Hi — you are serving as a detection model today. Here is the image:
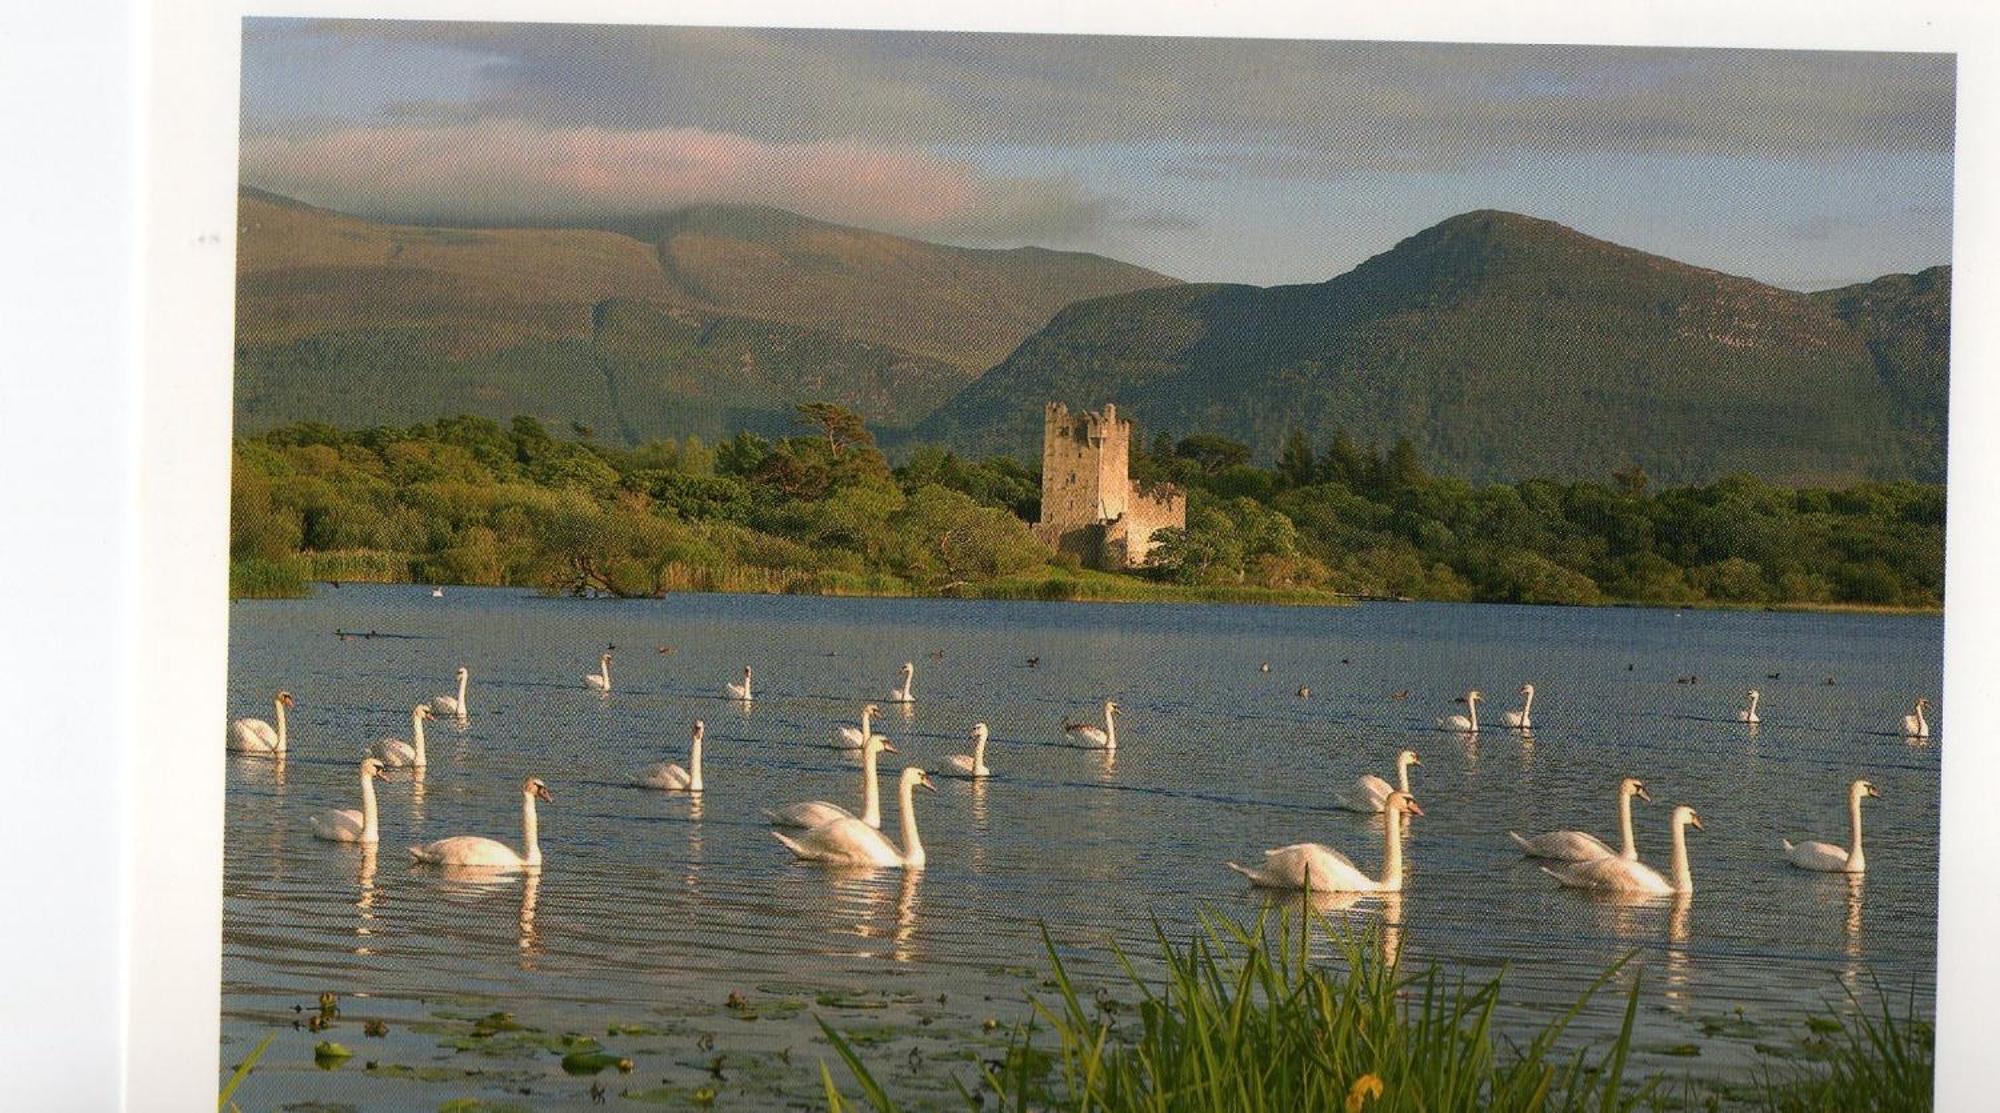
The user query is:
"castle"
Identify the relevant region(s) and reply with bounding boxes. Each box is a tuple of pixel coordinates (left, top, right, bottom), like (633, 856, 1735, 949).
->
(1033, 403, 1185, 571)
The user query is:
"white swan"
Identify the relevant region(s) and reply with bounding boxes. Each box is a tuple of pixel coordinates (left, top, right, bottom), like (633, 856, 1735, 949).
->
(1438, 690, 1482, 733)
(887, 661, 916, 704)
(1064, 701, 1120, 750)
(836, 704, 884, 750)
(310, 757, 390, 843)
(635, 720, 705, 791)
(431, 666, 470, 719)
(1900, 697, 1931, 738)
(228, 690, 295, 754)
(585, 653, 612, 693)
(1784, 779, 1879, 873)
(1510, 778, 1650, 862)
(726, 666, 753, 702)
(945, 723, 991, 778)
(1738, 689, 1761, 724)
(430, 586, 445, 598)
(368, 705, 434, 768)
(774, 766, 936, 869)
(1543, 805, 1703, 896)
(410, 776, 550, 870)
(1336, 749, 1420, 813)
(1501, 684, 1535, 729)
(1228, 791, 1424, 892)
(766, 734, 896, 830)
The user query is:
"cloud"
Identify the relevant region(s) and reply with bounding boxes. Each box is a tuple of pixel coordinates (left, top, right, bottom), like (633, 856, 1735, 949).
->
(241, 118, 1139, 243)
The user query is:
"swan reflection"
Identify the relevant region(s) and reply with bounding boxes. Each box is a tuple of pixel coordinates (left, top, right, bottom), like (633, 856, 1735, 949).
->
(1664, 892, 1692, 1011)
(892, 868, 921, 963)
(518, 869, 542, 966)
(353, 844, 379, 955)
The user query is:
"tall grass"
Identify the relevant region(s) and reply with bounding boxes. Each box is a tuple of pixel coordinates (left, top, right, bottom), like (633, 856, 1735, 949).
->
(823, 906, 1652, 1112)
(818, 908, 1934, 1112)
(1754, 986, 1933, 1112)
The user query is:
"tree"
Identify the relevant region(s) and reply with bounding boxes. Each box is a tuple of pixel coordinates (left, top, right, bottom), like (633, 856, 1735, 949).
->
(1174, 433, 1251, 474)
(1277, 428, 1316, 487)
(795, 402, 873, 457)
(1321, 430, 1365, 488)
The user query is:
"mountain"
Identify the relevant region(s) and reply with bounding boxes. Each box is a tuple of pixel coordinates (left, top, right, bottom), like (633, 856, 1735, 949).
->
(234, 189, 1176, 439)
(915, 211, 1949, 485)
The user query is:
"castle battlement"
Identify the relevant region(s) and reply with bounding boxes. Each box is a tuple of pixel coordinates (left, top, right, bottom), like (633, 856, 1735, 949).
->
(1034, 402, 1184, 571)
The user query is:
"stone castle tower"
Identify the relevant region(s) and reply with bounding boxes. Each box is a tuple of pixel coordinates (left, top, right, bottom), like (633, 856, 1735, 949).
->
(1033, 402, 1185, 570)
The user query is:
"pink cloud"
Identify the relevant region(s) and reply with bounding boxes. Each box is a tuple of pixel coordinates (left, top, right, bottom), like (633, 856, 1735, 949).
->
(241, 119, 1091, 238)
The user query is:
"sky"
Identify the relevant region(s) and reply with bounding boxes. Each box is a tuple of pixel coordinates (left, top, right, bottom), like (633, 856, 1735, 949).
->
(239, 20, 1955, 290)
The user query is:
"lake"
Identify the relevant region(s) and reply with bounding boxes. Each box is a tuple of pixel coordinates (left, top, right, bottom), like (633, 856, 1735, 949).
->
(222, 586, 1941, 1109)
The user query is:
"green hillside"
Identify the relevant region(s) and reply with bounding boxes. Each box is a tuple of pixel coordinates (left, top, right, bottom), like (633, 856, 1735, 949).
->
(915, 211, 1949, 485)
(234, 189, 1177, 439)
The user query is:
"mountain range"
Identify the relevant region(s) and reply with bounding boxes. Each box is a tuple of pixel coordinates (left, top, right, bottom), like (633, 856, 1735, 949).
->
(237, 191, 1948, 484)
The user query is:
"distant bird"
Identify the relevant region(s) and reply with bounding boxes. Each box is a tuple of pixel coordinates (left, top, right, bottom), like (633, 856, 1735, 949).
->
(927, 649, 945, 661)
(657, 645, 676, 655)
(585, 652, 613, 693)
(1259, 662, 1271, 673)
(1625, 663, 1634, 672)
(1738, 689, 1761, 725)
(1064, 702, 1120, 750)
(430, 586, 444, 598)
(1783, 780, 1878, 873)
(1026, 657, 1040, 669)
(1389, 689, 1410, 701)
(1297, 686, 1311, 699)
(1675, 675, 1698, 686)
(888, 661, 916, 703)
(1501, 683, 1535, 730)
(1438, 690, 1482, 733)
(1824, 676, 1839, 687)
(1900, 697, 1932, 739)
(1766, 672, 1781, 680)
(1341, 658, 1353, 666)
(726, 666, 753, 702)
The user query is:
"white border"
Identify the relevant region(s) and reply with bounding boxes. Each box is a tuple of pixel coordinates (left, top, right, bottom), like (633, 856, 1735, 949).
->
(60, 1, 1997, 1107)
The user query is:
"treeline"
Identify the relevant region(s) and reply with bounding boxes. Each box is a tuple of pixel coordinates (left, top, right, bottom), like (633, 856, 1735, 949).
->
(230, 409, 1943, 609)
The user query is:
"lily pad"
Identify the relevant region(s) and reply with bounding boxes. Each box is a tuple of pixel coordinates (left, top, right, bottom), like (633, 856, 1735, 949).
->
(312, 1041, 354, 1069)
(560, 1049, 632, 1075)
(1805, 1016, 1845, 1035)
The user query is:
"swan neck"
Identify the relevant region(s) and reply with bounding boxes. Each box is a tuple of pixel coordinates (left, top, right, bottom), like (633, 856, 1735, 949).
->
(522, 790, 542, 866)
(899, 778, 924, 867)
(1105, 705, 1117, 751)
(412, 709, 427, 766)
(360, 767, 379, 841)
(974, 732, 987, 773)
(689, 734, 703, 792)
(458, 671, 469, 709)
(860, 745, 883, 828)
(274, 698, 288, 751)
(1618, 788, 1637, 860)
(1467, 695, 1479, 732)
(1670, 820, 1692, 894)
(1380, 809, 1404, 890)
(1848, 792, 1866, 861)
(1396, 756, 1412, 794)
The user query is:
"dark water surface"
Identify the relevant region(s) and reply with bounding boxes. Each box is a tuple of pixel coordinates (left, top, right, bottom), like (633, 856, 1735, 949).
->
(223, 587, 1941, 1109)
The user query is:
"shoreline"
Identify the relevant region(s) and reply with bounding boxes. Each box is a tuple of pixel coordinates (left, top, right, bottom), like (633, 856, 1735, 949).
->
(229, 569, 1943, 616)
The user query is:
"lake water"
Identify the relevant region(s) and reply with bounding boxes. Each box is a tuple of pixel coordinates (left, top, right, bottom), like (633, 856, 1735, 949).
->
(222, 587, 1941, 1109)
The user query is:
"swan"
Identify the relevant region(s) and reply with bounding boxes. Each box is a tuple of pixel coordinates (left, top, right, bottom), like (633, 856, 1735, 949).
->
(1438, 690, 1482, 732)
(1510, 778, 1650, 862)
(1501, 684, 1535, 729)
(431, 667, 470, 719)
(887, 661, 916, 704)
(1738, 689, 1761, 724)
(774, 766, 936, 869)
(430, 586, 445, 598)
(836, 704, 884, 750)
(1543, 805, 1703, 896)
(1064, 701, 1119, 750)
(766, 734, 896, 830)
(1336, 749, 1420, 813)
(310, 758, 390, 843)
(726, 666, 753, 702)
(368, 705, 434, 768)
(1900, 698, 1931, 738)
(410, 776, 551, 870)
(945, 723, 991, 778)
(1784, 779, 1879, 873)
(1228, 791, 1424, 892)
(585, 653, 612, 693)
(635, 720, 705, 791)
(228, 690, 296, 754)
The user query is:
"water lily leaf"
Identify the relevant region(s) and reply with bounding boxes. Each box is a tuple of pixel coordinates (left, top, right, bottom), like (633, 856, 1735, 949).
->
(312, 1041, 353, 1069)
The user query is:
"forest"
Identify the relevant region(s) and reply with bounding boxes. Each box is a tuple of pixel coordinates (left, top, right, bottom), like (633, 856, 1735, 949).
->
(230, 408, 1944, 610)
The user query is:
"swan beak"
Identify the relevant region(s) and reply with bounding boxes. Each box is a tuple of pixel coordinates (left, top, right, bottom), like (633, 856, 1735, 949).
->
(534, 784, 553, 803)
(1634, 784, 1651, 803)
(881, 741, 898, 754)
(919, 775, 937, 793)
(1411, 756, 1423, 766)
(1865, 784, 1880, 798)
(1404, 800, 1425, 818)
(1688, 813, 1704, 831)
